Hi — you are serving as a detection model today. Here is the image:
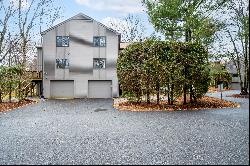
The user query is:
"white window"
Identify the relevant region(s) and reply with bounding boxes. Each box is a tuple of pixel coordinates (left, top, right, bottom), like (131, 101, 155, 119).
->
(93, 58, 106, 69)
(56, 59, 69, 69)
(93, 36, 106, 47)
(56, 36, 69, 47)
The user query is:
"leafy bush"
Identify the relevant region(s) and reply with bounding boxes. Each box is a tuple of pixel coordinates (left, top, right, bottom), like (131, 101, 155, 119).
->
(0, 65, 23, 102)
(117, 39, 209, 104)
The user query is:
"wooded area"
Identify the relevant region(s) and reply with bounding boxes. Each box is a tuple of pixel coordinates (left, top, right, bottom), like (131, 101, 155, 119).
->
(0, 0, 61, 102)
(142, 0, 249, 95)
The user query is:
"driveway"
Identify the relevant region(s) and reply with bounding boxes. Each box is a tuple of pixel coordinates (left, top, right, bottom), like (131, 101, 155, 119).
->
(0, 90, 248, 165)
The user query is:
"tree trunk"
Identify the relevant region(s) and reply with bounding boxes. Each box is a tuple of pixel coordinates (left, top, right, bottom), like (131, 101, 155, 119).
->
(243, 49, 248, 94)
(190, 85, 193, 103)
(146, 91, 150, 104)
(244, 33, 249, 93)
(183, 66, 187, 105)
(18, 81, 21, 100)
(167, 84, 170, 105)
(247, 68, 249, 93)
(193, 96, 197, 103)
(9, 82, 11, 102)
(0, 89, 2, 103)
(136, 95, 141, 103)
(183, 85, 187, 105)
(238, 67, 244, 94)
(136, 90, 141, 103)
(170, 84, 174, 105)
(21, 38, 27, 67)
(183, 28, 191, 105)
(156, 81, 160, 104)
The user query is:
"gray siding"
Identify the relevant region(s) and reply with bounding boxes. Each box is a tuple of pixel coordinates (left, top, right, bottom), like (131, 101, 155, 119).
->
(42, 14, 119, 98)
(36, 47, 43, 71)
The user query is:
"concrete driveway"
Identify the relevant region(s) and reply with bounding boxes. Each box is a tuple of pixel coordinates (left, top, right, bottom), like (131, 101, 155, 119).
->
(0, 90, 249, 165)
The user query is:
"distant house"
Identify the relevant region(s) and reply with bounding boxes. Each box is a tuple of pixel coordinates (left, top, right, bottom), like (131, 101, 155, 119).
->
(119, 42, 131, 51)
(224, 59, 247, 90)
(37, 13, 121, 98)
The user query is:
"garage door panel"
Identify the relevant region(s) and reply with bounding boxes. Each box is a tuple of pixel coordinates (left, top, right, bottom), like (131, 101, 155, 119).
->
(88, 81, 112, 98)
(51, 80, 74, 98)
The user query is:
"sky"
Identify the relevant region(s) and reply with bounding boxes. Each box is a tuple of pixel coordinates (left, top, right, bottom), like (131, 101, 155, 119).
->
(52, 0, 156, 38)
(2, 0, 245, 57)
(49, 0, 238, 55)
(1, 0, 157, 43)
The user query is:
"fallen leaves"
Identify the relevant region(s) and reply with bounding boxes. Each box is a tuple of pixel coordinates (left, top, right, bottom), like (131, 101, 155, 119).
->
(207, 86, 231, 93)
(226, 94, 249, 98)
(113, 96, 240, 112)
(0, 99, 36, 112)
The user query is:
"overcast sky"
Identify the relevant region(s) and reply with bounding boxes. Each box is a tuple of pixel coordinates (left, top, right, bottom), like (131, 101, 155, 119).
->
(51, 0, 237, 55)
(3, 0, 245, 56)
(52, 0, 155, 37)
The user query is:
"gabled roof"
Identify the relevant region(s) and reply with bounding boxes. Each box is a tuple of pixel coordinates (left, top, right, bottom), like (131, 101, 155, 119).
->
(41, 13, 120, 36)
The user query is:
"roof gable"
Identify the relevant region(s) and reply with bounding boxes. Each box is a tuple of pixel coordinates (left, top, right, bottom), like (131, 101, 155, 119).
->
(41, 13, 120, 36)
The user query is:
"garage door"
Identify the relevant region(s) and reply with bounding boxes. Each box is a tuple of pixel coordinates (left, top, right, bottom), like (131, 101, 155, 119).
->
(88, 81, 112, 98)
(230, 83, 241, 90)
(50, 80, 74, 98)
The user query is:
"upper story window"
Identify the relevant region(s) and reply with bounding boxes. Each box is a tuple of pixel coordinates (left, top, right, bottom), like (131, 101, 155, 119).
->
(56, 59, 69, 69)
(56, 36, 69, 47)
(232, 73, 238, 77)
(93, 58, 106, 69)
(93, 36, 106, 47)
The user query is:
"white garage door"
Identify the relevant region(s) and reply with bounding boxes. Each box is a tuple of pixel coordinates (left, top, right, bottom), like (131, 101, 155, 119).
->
(230, 83, 241, 90)
(88, 81, 112, 98)
(50, 80, 74, 98)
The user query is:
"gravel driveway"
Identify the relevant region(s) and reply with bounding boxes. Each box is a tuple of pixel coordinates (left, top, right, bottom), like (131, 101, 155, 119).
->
(0, 90, 248, 165)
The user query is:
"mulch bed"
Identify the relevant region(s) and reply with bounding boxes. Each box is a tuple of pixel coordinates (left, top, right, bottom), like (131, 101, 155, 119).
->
(0, 99, 36, 112)
(226, 94, 249, 98)
(113, 96, 240, 112)
(207, 87, 231, 93)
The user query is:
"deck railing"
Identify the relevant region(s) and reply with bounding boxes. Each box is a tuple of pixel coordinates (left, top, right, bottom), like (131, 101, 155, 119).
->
(27, 71, 42, 80)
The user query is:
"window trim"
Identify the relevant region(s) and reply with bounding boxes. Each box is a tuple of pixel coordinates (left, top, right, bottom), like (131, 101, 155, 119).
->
(93, 36, 106, 47)
(232, 73, 238, 77)
(56, 58, 70, 69)
(93, 58, 106, 69)
(56, 36, 70, 47)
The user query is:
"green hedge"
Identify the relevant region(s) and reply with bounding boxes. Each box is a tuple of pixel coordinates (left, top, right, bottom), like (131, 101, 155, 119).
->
(117, 39, 210, 104)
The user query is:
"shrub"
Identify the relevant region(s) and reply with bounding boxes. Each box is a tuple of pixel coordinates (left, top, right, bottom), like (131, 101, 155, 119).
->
(117, 39, 209, 104)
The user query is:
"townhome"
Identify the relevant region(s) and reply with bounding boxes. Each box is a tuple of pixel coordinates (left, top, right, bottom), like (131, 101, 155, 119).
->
(225, 59, 248, 90)
(37, 13, 120, 98)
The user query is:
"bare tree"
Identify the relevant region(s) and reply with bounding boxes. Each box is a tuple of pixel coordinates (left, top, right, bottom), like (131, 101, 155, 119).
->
(0, 0, 17, 64)
(13, 0, 62, 100)
(17, 0, 62, 67)
(103, 14, 146, 42)
(223, 0, 249, 94)
(0, 0, 63, 102)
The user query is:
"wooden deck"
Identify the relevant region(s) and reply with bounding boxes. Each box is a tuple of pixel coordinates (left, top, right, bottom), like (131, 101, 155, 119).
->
(27, 71, 42, 81)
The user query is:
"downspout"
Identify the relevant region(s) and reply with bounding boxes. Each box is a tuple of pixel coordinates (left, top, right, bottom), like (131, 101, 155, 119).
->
(41, 35, 44, 97)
